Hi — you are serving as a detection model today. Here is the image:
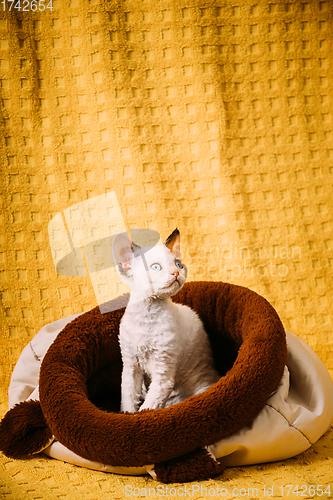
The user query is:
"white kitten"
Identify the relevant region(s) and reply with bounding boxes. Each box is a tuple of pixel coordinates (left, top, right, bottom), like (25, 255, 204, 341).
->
(112, 229, 220, 412)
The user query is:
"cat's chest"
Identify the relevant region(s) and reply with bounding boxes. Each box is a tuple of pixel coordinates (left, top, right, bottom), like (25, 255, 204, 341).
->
(119, 302, 179, 351)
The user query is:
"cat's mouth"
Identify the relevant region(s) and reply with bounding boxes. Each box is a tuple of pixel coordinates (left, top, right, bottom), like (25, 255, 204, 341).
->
(163, 278, 181, 289)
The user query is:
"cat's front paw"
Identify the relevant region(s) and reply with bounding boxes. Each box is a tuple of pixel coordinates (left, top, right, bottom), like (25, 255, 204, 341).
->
(120, 401, 138, 413)
(138, 403, 150, 411)
(139, 401, 162, 411)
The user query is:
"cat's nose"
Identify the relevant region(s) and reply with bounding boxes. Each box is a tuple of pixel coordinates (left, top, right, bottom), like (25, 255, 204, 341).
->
(171, 270, 179, 277)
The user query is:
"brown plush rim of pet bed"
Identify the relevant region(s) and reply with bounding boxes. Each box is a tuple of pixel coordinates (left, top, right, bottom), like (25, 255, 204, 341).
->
(36, 281, 286, 466)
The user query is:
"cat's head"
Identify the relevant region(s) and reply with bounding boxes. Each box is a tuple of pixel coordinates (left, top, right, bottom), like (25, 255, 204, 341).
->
(112, 229, 187, 300)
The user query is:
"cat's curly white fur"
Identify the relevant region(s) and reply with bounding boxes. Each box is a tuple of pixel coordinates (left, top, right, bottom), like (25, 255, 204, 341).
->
(112, 229, 220, 412)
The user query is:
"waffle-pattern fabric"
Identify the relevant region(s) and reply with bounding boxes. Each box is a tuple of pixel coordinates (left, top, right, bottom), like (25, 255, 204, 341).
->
(1, 0, 332, 497)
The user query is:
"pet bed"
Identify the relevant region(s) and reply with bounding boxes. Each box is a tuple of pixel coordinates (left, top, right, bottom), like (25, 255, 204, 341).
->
(1, 281, 332, 483)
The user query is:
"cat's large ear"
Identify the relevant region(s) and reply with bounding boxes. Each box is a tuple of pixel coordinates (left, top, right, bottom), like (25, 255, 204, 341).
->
(164, 228, 181, 258)
(112, 233, 140, 271)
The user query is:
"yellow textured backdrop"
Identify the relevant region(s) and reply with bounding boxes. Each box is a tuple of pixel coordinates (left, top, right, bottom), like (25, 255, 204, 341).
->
(0, 0, 332, 498)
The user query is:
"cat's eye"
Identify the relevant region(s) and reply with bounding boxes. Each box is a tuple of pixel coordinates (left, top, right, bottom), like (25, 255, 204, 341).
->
(175, 260, 183, 270)
(150, 263, 162, 271)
